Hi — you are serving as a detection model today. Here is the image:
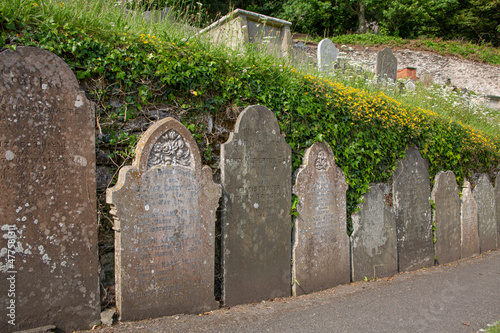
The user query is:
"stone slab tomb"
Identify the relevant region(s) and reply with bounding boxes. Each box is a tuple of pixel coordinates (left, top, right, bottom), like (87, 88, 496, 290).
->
(473, 174, 497, 252)
(393, 148, 434, 271)
(461, 180, 480, 258)
(0, 47, 99, 332)
(317, 38, 339, 72)
(107, 117, 220, 321)
(431, 171, 461, 264)
(221, 105, 291, 306)
(292, 142, 350, 295)
(351, 184, 398, 281)
(376, 47, 397, 83)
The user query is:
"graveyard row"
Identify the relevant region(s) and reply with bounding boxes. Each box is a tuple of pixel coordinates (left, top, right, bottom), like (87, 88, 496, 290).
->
(1, 47, 498, 332)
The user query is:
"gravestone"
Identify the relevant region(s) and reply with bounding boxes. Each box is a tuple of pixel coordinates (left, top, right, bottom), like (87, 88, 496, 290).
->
(461, 180, 480, 258)
(351, 184, 398, 281)
(292, 142, 349, 295)
(293, 41, 308, 64)
(317, 38, 339, 72)
(473, 174, 497, 252)
(392, 148, 434, 271)
(0, 47, 99, 332)
(107, 117, 220, 321)
(221, 105, 291, 306)
(405, 80, 416, 91)
(376, 47, 397, 83)
(496, 172, 500, 247)
(431, 171, 461, 265)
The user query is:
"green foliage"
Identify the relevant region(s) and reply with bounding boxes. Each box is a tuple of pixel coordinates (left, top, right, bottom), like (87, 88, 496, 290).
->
(1, 0, 499, 233)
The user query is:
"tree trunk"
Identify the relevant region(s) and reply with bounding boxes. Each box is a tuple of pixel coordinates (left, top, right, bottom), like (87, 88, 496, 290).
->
(357, 2, 367, 33)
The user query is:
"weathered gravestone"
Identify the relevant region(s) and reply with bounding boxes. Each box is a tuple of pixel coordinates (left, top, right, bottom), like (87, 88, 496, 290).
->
(293, 41, 308, 65)
(461, 180, 480, 258)
(473, 174, 497, 252)
(393, 148, 434, 271)
(351, 184, 397, 281)
(221, 105, 291, 306)
(376, 47, 397, 83)
(431, 171, 461, 265)
(0, 47, 99, 332)
(317, 38, 339, 72)
(292, 142, 349, 295)
(496, 172, 500, 247)
(106, 117, 220, 321)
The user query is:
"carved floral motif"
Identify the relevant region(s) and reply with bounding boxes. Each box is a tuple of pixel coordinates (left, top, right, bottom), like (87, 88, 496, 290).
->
(147, 129, 192, 169)
(315, 150, 328, 171)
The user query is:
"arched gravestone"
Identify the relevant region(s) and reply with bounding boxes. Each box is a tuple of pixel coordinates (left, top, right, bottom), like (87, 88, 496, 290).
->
(376, 47, 397, 83)
(221, 105, 291, 306)
(473, 174, 497, 252)
(317, 38, 339, 72)
(0, 47, 99, 332)
(461, 180, 480, 258)
(392, 148, 434, 272)
(107, 117, 220, 321)
(351, 184, 397, 282)
(431, 171, 461, 265)
(292, 142, 349, 295)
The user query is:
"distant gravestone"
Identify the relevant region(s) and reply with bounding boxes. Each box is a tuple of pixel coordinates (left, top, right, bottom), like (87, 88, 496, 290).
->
(431, 171, 461, 265)
(393, 148, 434, 271)
(351, 184, 398, 281)
(221, 105, 291, 306)
(496, 172, 500, 246)
(0, 47, 99, 332)
(317, 38, 339, 72)
(107, 117, 220, 321)
(405, 80, 416, 91)
(376, 47, 397, 83)
(473, 174, 497, 252)
(293, 41, 308, 64)
(461, 180, 480, 258)
(292, 142, 350, 295)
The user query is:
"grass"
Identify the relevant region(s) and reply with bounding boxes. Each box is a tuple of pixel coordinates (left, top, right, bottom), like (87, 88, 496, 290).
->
(484, 321, 500, 333)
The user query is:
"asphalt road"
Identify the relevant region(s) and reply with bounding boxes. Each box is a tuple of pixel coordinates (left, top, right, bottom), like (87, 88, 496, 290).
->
(92, 250, 500, 333)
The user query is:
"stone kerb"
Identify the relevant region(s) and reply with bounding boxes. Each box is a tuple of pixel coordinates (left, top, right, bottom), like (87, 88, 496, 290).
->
(317, 38, 339, 72)
(351, 184, 398, 281)
(107, 117, 220, 321)
(0, 47, 99, 332)
(461, 180, 480, 258)
(393, 148, 434, 272)
(292, 142, 350, 295)
(496, 172, 500, 246)
(376, 47, 397, 83)
(473, 174, 497, 252)
(431, 171, 461, 265)
(221, 105, 291, 307)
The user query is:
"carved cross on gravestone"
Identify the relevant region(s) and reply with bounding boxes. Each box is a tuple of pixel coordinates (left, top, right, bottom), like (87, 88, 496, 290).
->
(107, 117, 220, 321)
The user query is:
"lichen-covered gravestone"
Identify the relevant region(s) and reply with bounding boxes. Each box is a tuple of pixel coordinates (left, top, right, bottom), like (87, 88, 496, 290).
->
(221, 105, 291, 306)
(473, 174, 497, 252)
(376, 47, 397, 83)
(393, 148, 434, 271)
(461, 180, 480, 258)
(351, 184, 397, 281)
(0, 47, 99, 332)
(107, 117, 220, 321)
(317, 38, 339, 72)
(431, 171, 461, 264)
(292, 142, 349, 295)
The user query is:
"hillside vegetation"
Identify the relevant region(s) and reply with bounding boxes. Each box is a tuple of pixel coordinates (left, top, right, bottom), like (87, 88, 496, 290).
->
(1, 0, 499, 235)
